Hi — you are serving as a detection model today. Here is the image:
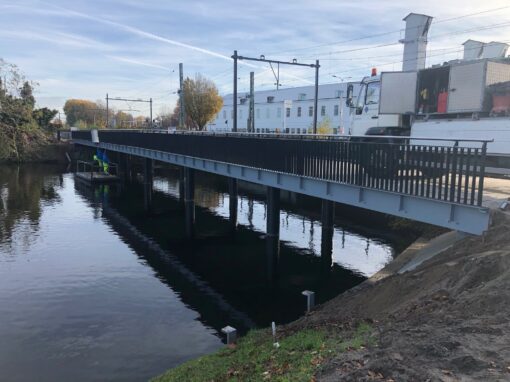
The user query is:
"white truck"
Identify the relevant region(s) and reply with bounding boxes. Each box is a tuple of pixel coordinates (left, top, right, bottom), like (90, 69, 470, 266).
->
(345, 58, 510, 168)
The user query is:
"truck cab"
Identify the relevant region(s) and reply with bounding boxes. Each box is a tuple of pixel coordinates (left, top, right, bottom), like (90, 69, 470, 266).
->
(346, 73, 405, 137)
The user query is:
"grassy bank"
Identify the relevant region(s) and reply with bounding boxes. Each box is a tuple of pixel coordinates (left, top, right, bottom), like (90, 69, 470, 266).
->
(152, 323, 374, 382)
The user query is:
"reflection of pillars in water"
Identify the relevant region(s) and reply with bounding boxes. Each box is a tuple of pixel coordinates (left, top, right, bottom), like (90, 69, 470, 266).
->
(184, 167, 195, 239)
(228, 178, 238, 233)
(143, 158, 153, 211)
(266, 187, 280, 282)
(342, 228, 346, 249)
(365, 238, 370, 256)
(320, 200, 335, 273)
(178, 167, 185, 206)
(248, 198, 254, 230)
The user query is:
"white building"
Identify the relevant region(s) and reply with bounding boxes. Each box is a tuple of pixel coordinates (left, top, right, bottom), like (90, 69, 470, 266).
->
(208, 82, 360, 134)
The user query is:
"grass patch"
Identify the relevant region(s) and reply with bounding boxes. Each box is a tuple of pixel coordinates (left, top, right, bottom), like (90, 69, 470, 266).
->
(152, 323, 374, 382)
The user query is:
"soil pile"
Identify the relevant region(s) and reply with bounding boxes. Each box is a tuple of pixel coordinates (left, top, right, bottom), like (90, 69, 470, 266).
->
(292, 212, 510, 381)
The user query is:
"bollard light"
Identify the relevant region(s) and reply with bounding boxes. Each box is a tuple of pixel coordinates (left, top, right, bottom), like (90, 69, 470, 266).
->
(302, 290, 315, 312)
(221, 325, 237, 345)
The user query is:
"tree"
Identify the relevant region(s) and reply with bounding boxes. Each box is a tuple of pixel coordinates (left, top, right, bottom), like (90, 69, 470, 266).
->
(32, 107, 58, 132)
(63, 99, 105, 128)
(0, 59, 47, 161)
(20, 81, 35, 109)
(316, 116, 333, 135)
(183, 74, 223, 130)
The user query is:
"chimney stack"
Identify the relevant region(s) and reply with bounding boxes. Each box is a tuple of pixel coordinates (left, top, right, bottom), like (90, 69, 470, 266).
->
(400, 13, 433, 72)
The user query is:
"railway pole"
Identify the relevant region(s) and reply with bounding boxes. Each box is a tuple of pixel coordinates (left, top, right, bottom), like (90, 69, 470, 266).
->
(313, 60, 320, 134)
(232, 50, 238, 132)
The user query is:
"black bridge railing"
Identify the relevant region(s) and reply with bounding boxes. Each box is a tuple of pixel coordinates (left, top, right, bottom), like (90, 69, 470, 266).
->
(72, 130, 488, 207)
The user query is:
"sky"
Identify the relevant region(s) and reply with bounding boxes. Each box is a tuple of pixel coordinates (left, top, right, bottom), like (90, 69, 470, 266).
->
(0, 0, 509, 118)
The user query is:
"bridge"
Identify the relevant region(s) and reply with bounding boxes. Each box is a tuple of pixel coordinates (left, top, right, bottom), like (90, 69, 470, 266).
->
(72, 129, 491, 271)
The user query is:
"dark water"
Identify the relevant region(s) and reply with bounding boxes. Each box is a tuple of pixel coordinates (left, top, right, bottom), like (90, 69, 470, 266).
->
(0, 164, 407, 382)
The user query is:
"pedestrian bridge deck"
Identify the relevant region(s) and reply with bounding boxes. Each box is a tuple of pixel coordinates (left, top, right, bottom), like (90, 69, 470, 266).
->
(72, 130, 492, 235)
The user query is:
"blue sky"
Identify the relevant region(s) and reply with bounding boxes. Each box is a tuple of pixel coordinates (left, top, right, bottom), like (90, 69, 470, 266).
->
(0, 0, 509, 117)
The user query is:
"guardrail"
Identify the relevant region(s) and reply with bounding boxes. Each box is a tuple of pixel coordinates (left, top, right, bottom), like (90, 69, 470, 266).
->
(72, 130, 488, 206)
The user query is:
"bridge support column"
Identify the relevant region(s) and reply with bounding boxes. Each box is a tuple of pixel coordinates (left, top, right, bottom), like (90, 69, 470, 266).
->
(266, 186, 280, 281)
(320, 200, 335, 272)
(144, 158, 153, 211)
(228, 178, 238, 233)
(179, 167, 185, 206)
(184, 167, 195, 239)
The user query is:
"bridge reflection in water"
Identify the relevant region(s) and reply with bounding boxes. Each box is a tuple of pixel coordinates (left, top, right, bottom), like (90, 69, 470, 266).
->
(74, 168, 400, 334)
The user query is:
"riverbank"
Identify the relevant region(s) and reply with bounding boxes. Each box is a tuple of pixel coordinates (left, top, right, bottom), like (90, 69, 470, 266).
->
(153, 210, 510, 381)
(0, 141, 72, 164)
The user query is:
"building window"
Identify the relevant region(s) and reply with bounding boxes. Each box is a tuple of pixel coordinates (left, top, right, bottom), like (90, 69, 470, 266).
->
(266, 108, 270, 119)
(321, 105, 326, 116)
(297, 107, 302, 117)
(335, 90, 342, 98)
(334, 105, 339, 116)
(231, 110, 234, 119)
(276, 108, 281, 118)
(223, 110, 227, 119)
(267, 96, 274, 103)
(308, 106, 313, 117)
(256, 109, 260, 119)
(297, 128, 301, 134)
(298, 93, 306, 101)
(240, 109, 243, 119)
(286, 108, 290, 117)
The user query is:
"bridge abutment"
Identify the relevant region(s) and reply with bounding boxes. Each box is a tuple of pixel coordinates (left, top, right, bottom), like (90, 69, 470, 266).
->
(266, 186, 280, 281)
(184, 167, 195, 239)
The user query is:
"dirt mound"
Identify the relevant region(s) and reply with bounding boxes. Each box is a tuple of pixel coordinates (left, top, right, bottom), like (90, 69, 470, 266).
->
(293, 211, 510, 381)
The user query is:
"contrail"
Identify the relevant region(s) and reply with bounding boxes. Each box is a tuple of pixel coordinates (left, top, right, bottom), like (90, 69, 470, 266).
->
(42, 2, 314, 84)
(107, 56, 172, 72)
(44, 2, 257, 67)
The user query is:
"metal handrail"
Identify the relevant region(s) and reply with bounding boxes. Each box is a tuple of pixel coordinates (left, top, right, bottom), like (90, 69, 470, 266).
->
(78, 128, 492, 145)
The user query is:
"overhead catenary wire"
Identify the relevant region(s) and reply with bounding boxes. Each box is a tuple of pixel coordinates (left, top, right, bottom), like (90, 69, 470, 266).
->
(266, 5, 510, 57)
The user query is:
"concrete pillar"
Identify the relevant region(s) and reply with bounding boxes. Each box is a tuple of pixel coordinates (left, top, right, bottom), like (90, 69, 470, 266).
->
(228, 178, 238, 232)
(320, 200, 335, 273)
(144, 158, 153, 211)
(184, 167, 195, 239)
(179, 167, 185, 205)
(124, 154, 133, 182)
(266, 186, 280, 281)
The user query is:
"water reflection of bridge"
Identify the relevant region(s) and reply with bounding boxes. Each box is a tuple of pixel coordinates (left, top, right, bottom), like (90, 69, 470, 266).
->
(74, 181, 366, 332)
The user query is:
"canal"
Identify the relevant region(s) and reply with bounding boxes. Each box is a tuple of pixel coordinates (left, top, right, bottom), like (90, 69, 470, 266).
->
(0, 164, 412, 382)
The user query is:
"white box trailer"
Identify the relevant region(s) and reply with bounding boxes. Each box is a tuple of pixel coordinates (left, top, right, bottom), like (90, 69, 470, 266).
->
(375, 59, 510, 163)
(379, 59, 510, 116)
